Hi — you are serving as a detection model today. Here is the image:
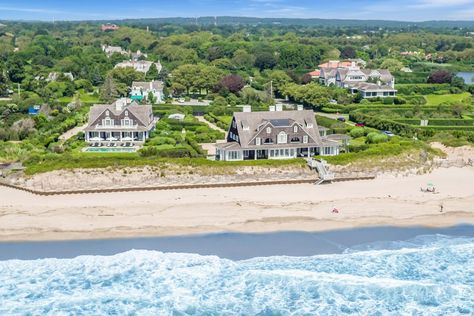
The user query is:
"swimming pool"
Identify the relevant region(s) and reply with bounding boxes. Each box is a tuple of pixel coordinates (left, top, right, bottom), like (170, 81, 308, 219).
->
(83, 147, 137, 153)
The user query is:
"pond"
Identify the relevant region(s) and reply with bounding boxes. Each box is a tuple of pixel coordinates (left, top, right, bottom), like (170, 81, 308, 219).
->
(456, 72, 474, 84)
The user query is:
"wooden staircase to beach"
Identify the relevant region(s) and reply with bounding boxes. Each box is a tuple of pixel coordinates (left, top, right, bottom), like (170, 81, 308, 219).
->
(307, 158, 335, 185)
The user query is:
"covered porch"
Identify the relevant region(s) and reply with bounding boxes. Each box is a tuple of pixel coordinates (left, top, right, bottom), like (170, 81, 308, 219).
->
(85, 130, 149, 146)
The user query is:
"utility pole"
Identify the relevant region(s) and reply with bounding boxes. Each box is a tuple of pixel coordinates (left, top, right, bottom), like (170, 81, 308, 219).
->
(270, 80, 273, 98)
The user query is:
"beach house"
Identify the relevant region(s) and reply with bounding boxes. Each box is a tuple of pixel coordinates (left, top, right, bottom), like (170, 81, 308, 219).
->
(216, 106, 340, 161)
(130, 81, 164, 103)
(319, 61, 396, 98)
(84, 98, 156, 147)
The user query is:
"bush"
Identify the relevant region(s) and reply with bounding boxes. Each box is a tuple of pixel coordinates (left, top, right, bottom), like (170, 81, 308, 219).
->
(139, 146, 195, 158)
(366, 132, 389, 144)
(350, 127, 366, 138)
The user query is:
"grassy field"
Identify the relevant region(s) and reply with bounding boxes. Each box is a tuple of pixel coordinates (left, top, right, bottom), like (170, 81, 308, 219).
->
(424, 93, 471, 106)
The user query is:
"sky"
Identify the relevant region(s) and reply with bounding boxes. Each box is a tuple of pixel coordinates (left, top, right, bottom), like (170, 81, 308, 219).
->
(0, 0, 474, 22)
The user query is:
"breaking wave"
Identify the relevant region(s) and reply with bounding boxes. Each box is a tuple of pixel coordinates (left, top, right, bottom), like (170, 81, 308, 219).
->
(1, 235, 474, 315)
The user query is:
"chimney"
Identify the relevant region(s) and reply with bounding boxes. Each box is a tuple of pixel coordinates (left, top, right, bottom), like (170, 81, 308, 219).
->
(297, 104, 303, 111)
(115, 98, 127, 111)
(269, 106, 276, 112)
(377, 80, 381, 86)
(276, 104, 283, 112)
(243, 105, 251, 113)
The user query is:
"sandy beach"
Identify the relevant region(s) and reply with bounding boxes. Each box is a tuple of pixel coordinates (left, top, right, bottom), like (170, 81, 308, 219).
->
(1, 165, 473, 242)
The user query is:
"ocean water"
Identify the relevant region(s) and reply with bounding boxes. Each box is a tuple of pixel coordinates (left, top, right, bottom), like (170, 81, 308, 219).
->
(1, 235, 474, 315)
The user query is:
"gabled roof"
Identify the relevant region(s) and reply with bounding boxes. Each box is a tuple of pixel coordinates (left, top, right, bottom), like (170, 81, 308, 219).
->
(232, 110, 324, 148)
(86, 100, 154, 130)
(132, 81, 164, 91)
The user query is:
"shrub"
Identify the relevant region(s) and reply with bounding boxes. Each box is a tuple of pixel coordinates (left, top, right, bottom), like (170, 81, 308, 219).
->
(350, 127, 366, 138)
(366, 132, 389, 144)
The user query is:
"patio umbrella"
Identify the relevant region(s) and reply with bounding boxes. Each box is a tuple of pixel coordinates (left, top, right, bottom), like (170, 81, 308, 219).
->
(106, 136, 117, 141)
(90, 137, 101, 142)
(122, 137, 133, 141)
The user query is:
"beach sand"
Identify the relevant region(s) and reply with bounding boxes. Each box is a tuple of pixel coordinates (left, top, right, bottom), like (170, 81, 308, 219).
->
(1, 166, 473, 242)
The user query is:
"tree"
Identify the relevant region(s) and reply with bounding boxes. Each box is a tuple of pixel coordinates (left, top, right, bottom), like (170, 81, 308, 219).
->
(100, 76, 118, 103)
(451, 104, 465, 118)
(110, 67, 145, 87)
(232, 49, 255, 70)
(145, 63, 159, 81)
(216, 74, 245, 94)
(340, 46, 356, 59)
(147, 91, 157, 104)
(427, 70, 453, 84)
(255, 52, 277, 70)
(0, 70, 9, 97)
(380, 58, 404, 72)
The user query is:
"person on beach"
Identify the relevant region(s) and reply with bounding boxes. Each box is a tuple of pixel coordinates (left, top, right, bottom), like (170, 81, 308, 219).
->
(332, 208, 339, 214)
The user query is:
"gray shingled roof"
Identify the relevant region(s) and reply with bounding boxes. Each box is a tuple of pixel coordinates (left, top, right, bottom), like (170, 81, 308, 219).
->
(232, 110, 324, 149)
(349, 82, 397, 92)
(132, 81, 163, 91)
(86, 100, 154, 131)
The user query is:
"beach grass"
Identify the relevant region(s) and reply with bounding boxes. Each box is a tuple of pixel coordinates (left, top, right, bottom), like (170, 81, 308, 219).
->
(23, 153, 307, 175)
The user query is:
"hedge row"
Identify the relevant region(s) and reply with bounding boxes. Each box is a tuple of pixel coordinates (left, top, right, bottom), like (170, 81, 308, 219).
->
(396, 83, 452, 95)
(394, 119, 474, 126)
(350, 110, 474, 140)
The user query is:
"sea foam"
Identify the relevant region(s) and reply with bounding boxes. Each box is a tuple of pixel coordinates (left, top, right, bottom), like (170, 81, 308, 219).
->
(1, 235, 474, 315)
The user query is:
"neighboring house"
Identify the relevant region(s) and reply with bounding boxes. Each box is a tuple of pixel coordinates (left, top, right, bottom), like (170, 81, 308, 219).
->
(101, 24, 119, 32)
(115, 60, 162, 74)
(320, 61, 397, 98)
(306, 70, 320, 80)
(131, 50, 148, 61)
(216, 106, 340, 161)
(130, 80, 164, 102)
(46, 72, 74, 82)
(102, 45, 128, 57)
(84, 98, 156, 146)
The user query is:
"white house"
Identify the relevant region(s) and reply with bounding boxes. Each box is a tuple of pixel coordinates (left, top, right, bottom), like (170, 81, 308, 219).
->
(115, 60, 162, 74)
(130, 81, 164, 103)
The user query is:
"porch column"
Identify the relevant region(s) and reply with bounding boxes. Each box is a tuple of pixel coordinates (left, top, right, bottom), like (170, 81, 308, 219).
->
(307, 147, 310, 158)
(255, 150, 257, 160)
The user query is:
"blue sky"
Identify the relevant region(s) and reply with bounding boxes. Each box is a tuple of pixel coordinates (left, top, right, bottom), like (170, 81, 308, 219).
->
(0, 0, 474, 21)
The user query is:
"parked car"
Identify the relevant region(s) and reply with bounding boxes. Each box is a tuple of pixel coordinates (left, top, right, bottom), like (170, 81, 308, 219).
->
(382, 130, 395, 137)
(177, 98, 185, 103)
(355, 123, 365, 127)
(337, 117, 346, 122)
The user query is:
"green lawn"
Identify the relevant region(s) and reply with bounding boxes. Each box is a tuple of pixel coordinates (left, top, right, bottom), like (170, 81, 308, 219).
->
(424, 93, 471, 106)
(58, 92, 100, 104)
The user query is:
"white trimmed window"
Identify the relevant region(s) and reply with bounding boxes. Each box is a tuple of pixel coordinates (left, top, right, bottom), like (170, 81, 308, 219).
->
(293, 125, 298, 133)
(266, 127, 271, 134)
(256, 137, 261, 145)
(277, 132, 288, 144)
(303, 135, 308, 144)
(103, 118, 113, 127)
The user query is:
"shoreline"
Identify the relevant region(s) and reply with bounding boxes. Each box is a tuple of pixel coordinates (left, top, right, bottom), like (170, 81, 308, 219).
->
(1, 166, 474, 243)
(1, 225, 473, 261)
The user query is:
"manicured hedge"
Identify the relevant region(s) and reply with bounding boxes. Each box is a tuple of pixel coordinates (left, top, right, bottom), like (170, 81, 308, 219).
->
(394, 119, 474, 126)
(396, 83, 451, 95)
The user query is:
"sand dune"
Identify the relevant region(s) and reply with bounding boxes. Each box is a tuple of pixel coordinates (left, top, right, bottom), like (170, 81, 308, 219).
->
(1, 167, 473, 241)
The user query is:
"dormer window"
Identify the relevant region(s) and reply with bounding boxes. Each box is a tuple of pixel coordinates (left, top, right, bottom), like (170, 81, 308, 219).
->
(125, 111, 129, 116)
(303, 135, 308, 144)
(122, 118, 132, 127)
(103, 118, 113, 127)
(277, 132, 287, 144)
(106, 110, 110, 116)
(256, 137, 261, 145)
(293, 125, 298, 133)
(266, 127, 271, 134)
